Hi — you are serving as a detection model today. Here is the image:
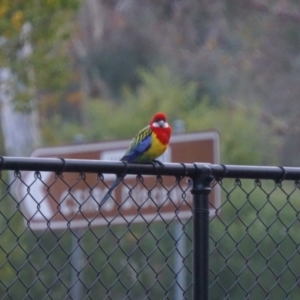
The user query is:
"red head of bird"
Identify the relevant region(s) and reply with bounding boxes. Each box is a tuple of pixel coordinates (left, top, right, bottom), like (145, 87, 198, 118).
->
(149, 112, 172, 145)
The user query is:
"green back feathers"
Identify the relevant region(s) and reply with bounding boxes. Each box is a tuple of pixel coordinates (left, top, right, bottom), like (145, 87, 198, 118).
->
(129, 126, 152, 151)
(130, 126, 152, 150)
(120, 126, 154, 162)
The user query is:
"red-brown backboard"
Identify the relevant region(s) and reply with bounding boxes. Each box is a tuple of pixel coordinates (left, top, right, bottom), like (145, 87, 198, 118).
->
(16, 131, 220, 230)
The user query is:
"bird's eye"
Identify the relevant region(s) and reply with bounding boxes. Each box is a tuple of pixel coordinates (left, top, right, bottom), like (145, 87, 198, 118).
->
(152, 119, 168, 128)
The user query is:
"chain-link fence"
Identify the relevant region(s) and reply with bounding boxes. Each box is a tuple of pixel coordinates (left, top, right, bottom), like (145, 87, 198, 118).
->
(0, 157, 300, 299)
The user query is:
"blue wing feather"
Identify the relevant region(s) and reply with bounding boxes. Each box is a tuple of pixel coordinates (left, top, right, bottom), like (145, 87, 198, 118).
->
(99, 126, 153, 208)
(121, 126, 152, 162)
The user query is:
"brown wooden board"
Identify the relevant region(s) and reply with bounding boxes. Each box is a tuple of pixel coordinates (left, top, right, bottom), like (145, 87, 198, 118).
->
(16, 132, 220, 230)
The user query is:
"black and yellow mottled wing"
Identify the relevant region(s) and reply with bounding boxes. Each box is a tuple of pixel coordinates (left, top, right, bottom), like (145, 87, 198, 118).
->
(121, 126, 153, 162)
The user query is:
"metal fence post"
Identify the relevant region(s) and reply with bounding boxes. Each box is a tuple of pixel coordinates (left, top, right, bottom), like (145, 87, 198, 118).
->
(191, 164, 213, 300)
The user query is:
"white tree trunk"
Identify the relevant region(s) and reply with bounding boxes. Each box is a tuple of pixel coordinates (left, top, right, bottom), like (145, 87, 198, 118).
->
(0, 67, 40, 156)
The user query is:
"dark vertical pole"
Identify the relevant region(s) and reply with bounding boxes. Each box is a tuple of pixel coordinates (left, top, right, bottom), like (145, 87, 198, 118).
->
(191, 164, 213, 300)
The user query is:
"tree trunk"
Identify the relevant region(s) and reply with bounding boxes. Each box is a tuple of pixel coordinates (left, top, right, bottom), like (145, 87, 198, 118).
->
(0, 67, 40, 157)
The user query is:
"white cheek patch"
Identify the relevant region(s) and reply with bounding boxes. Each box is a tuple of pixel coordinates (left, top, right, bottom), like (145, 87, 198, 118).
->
(152, 121, 169, 128)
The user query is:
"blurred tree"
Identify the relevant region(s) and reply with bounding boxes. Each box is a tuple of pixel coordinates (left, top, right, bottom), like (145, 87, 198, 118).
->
(0, 0, 81, 155)
(75, 0, 300, 165)
(78, 66, 277, 165)
(0, 1, 81, 297)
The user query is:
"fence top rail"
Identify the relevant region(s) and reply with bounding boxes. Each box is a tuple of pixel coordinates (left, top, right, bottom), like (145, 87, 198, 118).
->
(1, 156, 300, 181)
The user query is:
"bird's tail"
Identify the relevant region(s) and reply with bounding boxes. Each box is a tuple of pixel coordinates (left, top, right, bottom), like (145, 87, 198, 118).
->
(99, 176, 124, 208)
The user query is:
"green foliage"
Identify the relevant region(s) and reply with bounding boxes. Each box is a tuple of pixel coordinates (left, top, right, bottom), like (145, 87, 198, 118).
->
(0, 0, 81, 109)
(41, 114, 83, 146)
(80, 66, 278, 165)
(210, 179, 300, 299)
(90, 43, 153, 98)
(76, 0, 300, 164)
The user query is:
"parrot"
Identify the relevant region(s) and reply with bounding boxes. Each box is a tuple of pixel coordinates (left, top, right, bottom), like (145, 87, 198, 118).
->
(99, 112, 172, 208)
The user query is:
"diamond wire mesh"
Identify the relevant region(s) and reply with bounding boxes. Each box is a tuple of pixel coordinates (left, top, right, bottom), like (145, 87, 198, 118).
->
(0, 171, 193, 300)
(0, 168, 300, 299)
(210, 178, 300, 300)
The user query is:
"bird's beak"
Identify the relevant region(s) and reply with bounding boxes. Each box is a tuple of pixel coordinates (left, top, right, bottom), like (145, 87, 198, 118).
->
(158, 120, 165, 127)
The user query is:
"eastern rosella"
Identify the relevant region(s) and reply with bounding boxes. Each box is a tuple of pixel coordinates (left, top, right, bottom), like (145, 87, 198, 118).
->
(99, 112, 172, 207)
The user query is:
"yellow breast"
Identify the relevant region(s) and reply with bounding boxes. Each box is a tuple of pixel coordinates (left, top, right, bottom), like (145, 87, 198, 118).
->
(144, 134, 167, 160)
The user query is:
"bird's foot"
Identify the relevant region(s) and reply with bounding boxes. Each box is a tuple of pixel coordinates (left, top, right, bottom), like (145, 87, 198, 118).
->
(145, 160, 164, 167)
